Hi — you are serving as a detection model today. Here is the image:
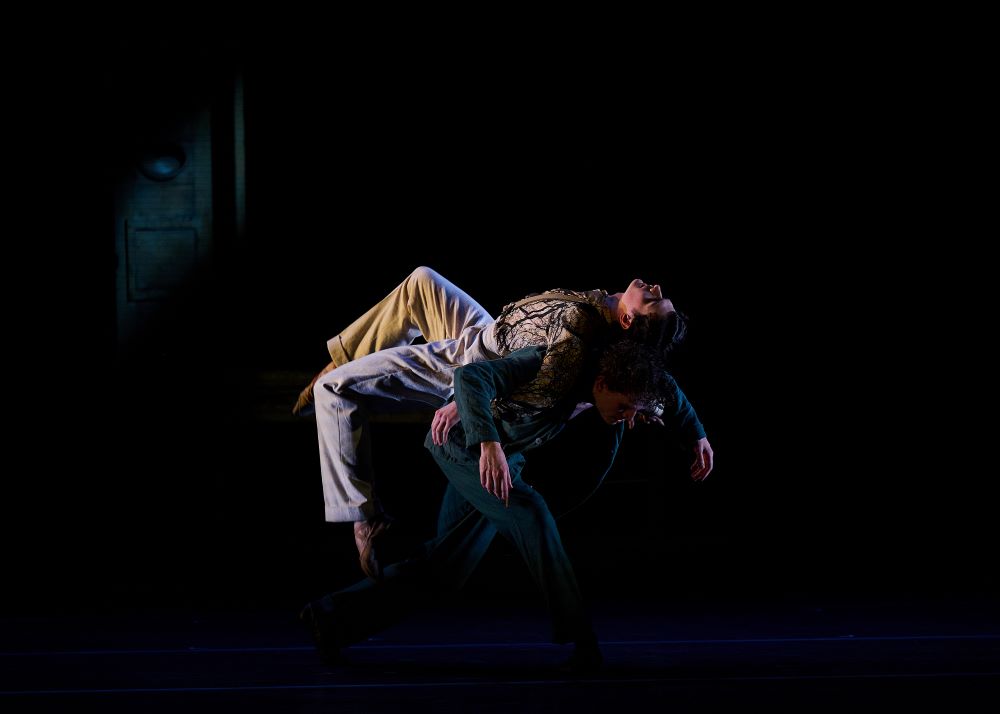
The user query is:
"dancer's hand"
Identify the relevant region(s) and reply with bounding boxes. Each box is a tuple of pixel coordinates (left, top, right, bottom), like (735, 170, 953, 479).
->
(431, 402, 461, 445)
(691, 437, 714, 481)
(480, 441, 511, 507)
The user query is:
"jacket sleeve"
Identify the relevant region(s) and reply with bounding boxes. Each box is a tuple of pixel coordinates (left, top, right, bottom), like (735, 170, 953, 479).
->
(662, 374, 707, 444)
(454, 346, 546, 447)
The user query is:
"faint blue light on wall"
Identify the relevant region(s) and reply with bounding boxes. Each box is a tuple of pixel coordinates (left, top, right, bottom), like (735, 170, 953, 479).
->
(137, 143, 187, 181)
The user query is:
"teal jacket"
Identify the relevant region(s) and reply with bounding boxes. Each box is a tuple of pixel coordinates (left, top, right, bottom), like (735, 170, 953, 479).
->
(426, 346, 706, 462)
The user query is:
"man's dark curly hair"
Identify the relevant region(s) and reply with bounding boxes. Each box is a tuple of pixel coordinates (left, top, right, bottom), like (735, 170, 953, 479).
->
(596, 340, 674, 411)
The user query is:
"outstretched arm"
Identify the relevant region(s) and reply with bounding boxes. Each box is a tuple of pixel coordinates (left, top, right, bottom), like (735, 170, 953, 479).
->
(655, 376, 714, 481)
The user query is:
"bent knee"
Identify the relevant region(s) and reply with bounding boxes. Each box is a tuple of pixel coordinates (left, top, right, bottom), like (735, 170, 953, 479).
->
(408, 265, 444, 287)
(314, 368, 351, 401)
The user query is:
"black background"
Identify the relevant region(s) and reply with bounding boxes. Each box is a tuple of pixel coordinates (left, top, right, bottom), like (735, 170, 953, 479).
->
(6, 32, 992, 616)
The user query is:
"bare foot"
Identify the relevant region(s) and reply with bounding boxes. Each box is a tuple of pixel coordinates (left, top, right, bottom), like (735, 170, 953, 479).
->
(292, 360, 338, 415)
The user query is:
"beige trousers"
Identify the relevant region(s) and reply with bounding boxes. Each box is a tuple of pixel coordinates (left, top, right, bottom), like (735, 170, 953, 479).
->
(314, 267, 497, 522)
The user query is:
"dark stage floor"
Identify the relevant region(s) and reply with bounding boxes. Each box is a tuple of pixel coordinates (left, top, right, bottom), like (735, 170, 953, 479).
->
(3, 594, 999, 712)
(9, 371, 999, 711)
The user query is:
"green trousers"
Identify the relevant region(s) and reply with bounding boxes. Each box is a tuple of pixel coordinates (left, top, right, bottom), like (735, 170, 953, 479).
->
(313, 411, 623, 647)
